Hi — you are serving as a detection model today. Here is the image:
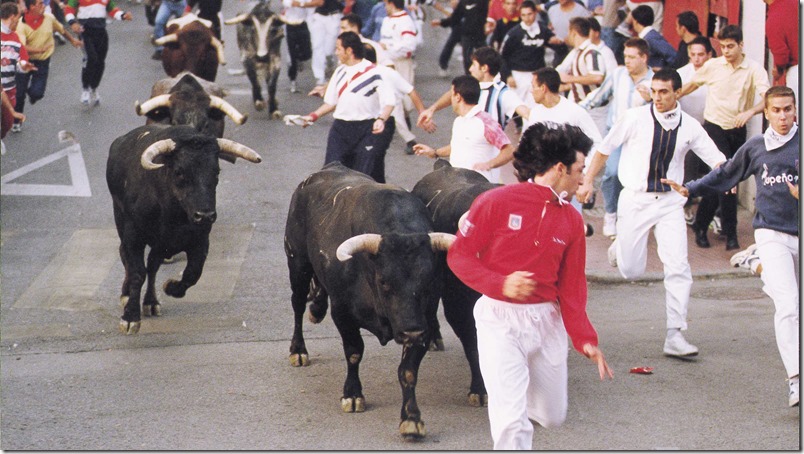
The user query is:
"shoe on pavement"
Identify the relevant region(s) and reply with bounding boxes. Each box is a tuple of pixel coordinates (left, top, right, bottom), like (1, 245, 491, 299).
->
(80, 89, 91, 105)
(729, 243, 758, 268)
(710, 215, 722, 236)
(603, 212, 617, 237)
(607, 240, 617, 268)
(684, 205, 695, 225)
(663, 330, 699, 357)
(582, 191, 596, 210)
(290, 80, 298, 93)
(693, 224, 710, 248)
(405, 140, 416, 155)
(11, 123, 21, 133)
(789, 376, 799, 407)
(91, 90, 101, 106)
(725, 236, 740, 251)
(438, 68, 448, 78)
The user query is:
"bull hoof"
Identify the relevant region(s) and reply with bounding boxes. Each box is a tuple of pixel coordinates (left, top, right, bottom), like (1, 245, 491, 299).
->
(271, 110, 283, 120)
(399, 419, 426, 439)
(468, 393, 488, 407)
(340, 396, 365, 413)
(307, 310, 323, 324)
(143, 303, 161, 317)
(163, 279, 186, 298)
(428, 337, 445, 351)
(289, 353, 309, 367)
(119, 319, 141, 335)
(254, 100, 266, 111)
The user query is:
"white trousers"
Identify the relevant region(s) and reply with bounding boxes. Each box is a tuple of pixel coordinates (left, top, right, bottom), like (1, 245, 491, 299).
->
(511, 70, 533, 106)
(754, 228, 800, 379)
(474, 296, 568, 450)
(392, 100, 416, 142)
(616, 189, 692, 330)
(309, 12, 342, 83)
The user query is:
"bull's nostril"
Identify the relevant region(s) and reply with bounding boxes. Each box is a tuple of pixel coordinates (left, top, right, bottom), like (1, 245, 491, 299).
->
(401, 330, 425, 345)
(193, 211, 217, 224)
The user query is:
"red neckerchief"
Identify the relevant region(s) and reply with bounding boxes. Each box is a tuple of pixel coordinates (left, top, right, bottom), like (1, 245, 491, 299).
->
(24, 12, 45, 30)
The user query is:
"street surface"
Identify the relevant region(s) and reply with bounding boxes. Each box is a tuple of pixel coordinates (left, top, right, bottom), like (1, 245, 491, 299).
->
(0, 1, 799, 449)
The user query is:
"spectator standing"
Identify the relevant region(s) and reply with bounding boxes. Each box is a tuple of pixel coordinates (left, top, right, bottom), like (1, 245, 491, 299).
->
(298, 32, 395, 183)
(489, 0, 519, 51)
(499, 0, 559, 104)
(65, 0, 132, 105)
(579, 37, 652, 237)
(447, 121, 612, 450)
(677, 35, 712, 198)
(629, 4, 674, 71)
(431, 0, 487, 74)
(626, 0, 661, 31)
(283, 0, 313, 93)
(13, 0, 81, 132)
(670, 10, 700, 70)
(151, 0, 185, 60)
(305, 0, 344, 87)
(413, 75, 515, 183)
(680, 25, 770, 251)
(662, 86, 799, 408)
(577, 69, 727, 358)
(764, 0, 798, 100)
(556, 17, 604, 104)
(545, 0, 590, 66)
(1, 2, 35, 110)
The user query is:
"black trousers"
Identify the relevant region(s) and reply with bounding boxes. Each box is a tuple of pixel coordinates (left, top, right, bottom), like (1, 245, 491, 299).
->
(325, 117, 395, 183)
(80, 26, 109, 90)
(693, 121, 746, 238)
(460, 34, 487, 74)
(286, 22, 312, 81)
(438, 23, 461, 70)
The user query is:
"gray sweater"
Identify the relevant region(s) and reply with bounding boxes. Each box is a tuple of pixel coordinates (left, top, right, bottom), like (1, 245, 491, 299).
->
(685, 131, 799, 236)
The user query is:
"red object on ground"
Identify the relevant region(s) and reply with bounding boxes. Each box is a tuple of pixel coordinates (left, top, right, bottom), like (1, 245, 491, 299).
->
(630, 366, 654, 374)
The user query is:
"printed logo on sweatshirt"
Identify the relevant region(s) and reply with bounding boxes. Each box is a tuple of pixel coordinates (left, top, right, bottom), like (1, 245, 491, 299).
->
(761, 163, 799, 187)
(508, 214, 522, 230)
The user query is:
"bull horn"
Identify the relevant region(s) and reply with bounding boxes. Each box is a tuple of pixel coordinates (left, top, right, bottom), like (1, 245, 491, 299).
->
(216, 139, 262, 163)
(457, 211, 469, 232)
(336, 233, 382, 261)
(140, 139, 177, 170)
(209, 96, 247, 125)
(211, 37, 226, 65)
(429, 232, 456, 251)
(224, 13, 250, 25)
(135, 94, 172, 116)
(154, 33, 178, 46)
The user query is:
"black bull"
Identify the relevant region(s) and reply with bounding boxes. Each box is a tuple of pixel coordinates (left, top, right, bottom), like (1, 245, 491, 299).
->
(106, 125, 261, 335)
(411, 160, 502, 407)
(284, 163, 455, 438)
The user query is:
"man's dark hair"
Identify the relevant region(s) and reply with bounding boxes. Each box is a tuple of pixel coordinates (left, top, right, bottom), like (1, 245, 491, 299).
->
(0, 1, 19, 19)
(676, 11, 700, 35)
(624, 37, 649, 57)
(341, 13, 363, 31)
(338, 31, 365, 59)
(588, 16, 601, 33)
(520, 0, 536, 11)
(471, 46, 502, 76)
(514, 123, 592, 182)
(533, 67, 560, 94)
(717, 24, 742, 43)
(568, 17, 590, 37)
(688, 36, 713, 56)
(631, 5, 654, 28)
(652, 68, 682, 91)
(385, 0, 405, 10)
(452, 75, 481, 105)
(363, 42, 377, 63)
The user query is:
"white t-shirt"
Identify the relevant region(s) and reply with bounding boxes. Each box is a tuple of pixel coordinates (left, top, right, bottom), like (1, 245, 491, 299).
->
(524, 96, 603, 164)
(677, 63, 707, 125)
(450, 105, 512, 183)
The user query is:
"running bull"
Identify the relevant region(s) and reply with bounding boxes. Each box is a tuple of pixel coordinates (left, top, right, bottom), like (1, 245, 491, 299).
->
(411, 160, 500, 407)
(225, 1, 285, 117)
(107, 125, 261, 335)
(155, 13, 226, 82)
(284, 162, 455, 438)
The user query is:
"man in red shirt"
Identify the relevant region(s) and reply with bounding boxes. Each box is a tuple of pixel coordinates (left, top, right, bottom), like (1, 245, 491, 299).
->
(764, 0, 798, 98)
(447, 122, 612, 450)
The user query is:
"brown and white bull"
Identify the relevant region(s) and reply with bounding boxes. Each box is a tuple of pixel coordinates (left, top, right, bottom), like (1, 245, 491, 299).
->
(155, 13, 226, 82)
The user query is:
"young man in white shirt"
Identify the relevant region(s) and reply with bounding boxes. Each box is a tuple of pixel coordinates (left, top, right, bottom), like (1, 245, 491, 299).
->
(413, 75, 515, 183)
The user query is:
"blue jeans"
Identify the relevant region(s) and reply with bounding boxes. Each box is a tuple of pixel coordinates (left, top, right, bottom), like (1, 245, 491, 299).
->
(14, 58, 49, 114)
(601, 144, 622, 214)
(154, 0, 187, 51)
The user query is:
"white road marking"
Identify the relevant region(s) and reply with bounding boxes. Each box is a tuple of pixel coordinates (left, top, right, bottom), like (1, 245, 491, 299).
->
(1, 143, 91, 197)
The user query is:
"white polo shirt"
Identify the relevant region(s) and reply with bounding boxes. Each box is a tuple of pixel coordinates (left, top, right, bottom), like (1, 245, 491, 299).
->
(324, 59, 396, 121)
(450, 105, 511, 183)
(524, 96, 603, 159)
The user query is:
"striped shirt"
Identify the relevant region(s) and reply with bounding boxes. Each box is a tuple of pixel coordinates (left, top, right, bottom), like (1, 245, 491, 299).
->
(557, 38, 604, 103)
(324, 59, 396, 121)
(579, 66, 653, 130)
(479, 79, 524, 129)
(64, 0, 124, 25)
(1, 27, 28, 93)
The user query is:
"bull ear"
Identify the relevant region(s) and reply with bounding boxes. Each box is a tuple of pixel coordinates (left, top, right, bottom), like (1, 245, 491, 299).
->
(141, 139, 177, 170)
(336, 234, 382, 261)
(428, 233, 456, 251)
(216, 139, 262, 164)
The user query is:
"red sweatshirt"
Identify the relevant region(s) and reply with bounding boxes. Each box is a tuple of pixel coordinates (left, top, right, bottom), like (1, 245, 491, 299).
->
(766, 0, 799, 71)
(447, 182, 598, 353)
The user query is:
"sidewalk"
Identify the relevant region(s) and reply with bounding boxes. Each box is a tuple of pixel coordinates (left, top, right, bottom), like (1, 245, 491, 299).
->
(584, 204, 758, 282)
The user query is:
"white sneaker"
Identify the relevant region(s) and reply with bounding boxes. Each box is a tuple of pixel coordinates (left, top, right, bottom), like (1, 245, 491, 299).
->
(729, 243, 758, 268)
(290, 80, 298, 93)
(91, 90, 100, 105)
(710, 215, 722, 236)
(684, 205, 695, 225)
(603, 212, 617, 237)
(789, 376, 799, 407)
(663, 330, 699, 357)
(438, 68, 449, 78)
(80, 89, 91, 105)
(10, 123, 21, 133)
(607, 240, 617, 268)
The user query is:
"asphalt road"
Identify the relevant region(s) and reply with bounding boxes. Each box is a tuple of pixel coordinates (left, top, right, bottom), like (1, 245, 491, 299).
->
(0, 1, 799, 450)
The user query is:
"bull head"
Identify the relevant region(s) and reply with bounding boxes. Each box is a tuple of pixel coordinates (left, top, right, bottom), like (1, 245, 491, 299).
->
(135, 94, 248, 126)
(155, 15, 227, 66)
(224, 1, 281, 58)
(140, 138, 262, 170)
(336, 233, 456, 262)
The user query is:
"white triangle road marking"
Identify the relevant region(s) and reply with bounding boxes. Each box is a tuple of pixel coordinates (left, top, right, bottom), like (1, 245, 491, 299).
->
(1, 143, 92, 197)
